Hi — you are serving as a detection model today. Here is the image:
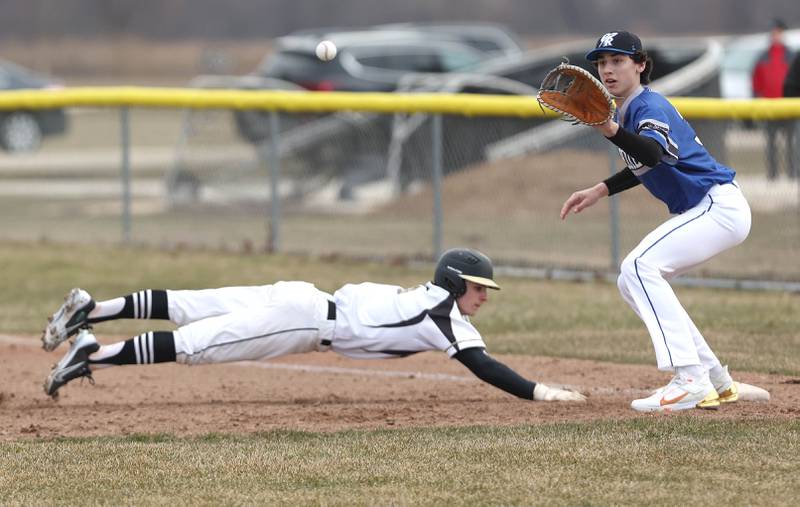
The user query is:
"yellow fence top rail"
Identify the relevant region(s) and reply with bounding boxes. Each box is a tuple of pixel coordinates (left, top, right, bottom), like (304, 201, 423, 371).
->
(1, 87, 800, 120)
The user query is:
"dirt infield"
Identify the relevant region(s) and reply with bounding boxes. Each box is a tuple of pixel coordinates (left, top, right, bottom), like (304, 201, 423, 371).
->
(1, 337, 797, 441)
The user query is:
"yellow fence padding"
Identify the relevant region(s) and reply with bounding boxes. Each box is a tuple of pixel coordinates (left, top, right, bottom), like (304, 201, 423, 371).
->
(1, 87, 800, 120)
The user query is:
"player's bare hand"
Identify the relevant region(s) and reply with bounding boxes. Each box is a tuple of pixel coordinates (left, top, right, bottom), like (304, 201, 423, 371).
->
(560, 183, 608, 220)
(533, 383, 587, 402)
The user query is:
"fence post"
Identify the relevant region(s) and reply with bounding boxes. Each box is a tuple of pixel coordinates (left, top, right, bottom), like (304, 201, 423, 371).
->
(120, 107, 131, 244)
(608, 144, 620, 271)
(432, 114, 443, 259)
(267, 111, 281, 253)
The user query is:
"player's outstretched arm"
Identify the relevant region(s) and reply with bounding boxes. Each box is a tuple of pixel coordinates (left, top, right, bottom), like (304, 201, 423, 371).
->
(453, 348, 586, 402)
(562, 123, 661, 220)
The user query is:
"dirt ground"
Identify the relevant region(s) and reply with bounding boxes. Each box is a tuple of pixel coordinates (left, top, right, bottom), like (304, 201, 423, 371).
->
(1, 336, 797, 441)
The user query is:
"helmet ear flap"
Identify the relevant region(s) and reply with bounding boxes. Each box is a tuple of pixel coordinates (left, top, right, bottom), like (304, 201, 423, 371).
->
(446, 275, 467, 298)
(434, 266, 465, 297)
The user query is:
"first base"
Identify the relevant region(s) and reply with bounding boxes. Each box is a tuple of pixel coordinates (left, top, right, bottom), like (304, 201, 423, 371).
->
(736, 382, 770, 402)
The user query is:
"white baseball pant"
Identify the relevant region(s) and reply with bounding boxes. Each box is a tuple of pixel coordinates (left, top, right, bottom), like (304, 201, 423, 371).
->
(168, 281, 335, 365)
(617, 182, 751, 371)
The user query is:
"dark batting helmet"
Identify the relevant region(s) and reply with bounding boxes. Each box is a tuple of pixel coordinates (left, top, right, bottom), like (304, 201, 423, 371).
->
(433, 248, 501, 297)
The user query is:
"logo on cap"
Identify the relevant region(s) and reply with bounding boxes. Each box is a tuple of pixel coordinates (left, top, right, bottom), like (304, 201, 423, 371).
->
(599, 32, 619, 47)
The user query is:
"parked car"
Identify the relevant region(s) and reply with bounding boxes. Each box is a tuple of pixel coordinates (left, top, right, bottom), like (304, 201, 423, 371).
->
(256, 30, 491, 92)
(290, 22, 524, 59)
(233, 28, 496, 142)
(374, 22, 525, 58)
(0, 60, 68, 153)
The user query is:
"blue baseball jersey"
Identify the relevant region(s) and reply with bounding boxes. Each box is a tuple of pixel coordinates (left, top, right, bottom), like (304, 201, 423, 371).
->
(616, 87, 735, 213)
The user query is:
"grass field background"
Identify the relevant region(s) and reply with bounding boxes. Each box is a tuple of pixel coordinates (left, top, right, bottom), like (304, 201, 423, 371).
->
(1, 241, 798, 505)
(4, 421, 799, 505)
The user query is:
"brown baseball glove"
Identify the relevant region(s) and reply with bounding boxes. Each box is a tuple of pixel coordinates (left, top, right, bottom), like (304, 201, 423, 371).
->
(536, 63, 614, 126)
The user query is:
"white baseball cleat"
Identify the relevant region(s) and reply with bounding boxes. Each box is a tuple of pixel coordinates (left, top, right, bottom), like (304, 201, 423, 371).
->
(42, 288, 95, 352)
(651, 366, 739, 404)
(632, 374, 720, 412)
(43, 328, 100, 399)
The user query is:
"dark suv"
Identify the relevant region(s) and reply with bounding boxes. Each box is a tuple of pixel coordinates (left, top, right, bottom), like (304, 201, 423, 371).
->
(233, 30, 497, 142)
(256, 30, 491, 92)
(374, 22, 524, 58)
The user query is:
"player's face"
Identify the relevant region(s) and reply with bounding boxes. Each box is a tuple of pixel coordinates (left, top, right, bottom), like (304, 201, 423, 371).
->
(457, 281, 489, 316)
(594, 52, 645, 99)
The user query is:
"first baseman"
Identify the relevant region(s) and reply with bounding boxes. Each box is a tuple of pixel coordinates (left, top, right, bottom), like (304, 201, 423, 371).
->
(41, 248, 586, 403)
(560, 31, 751, 412)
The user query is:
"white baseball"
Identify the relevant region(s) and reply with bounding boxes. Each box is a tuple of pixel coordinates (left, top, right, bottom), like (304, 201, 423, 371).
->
(315, 40, 337, 62)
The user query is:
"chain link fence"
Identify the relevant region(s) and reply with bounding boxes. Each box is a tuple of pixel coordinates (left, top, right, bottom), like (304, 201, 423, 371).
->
(0, 100, 798, 283)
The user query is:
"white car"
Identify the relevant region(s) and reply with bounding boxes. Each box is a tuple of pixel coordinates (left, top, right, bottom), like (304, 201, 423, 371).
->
(719, 29, 800, 98)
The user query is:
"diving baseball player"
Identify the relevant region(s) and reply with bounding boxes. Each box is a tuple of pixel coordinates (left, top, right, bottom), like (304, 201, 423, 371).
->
(42, 248, 586, 403)
(560, 31, 751, 412)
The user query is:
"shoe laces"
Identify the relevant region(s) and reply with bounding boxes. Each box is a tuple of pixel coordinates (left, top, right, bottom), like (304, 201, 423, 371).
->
(653, 374, 679, 394)
(668, 373, 700, 389)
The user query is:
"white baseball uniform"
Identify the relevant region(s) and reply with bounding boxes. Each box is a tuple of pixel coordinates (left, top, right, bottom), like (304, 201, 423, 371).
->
(48, 267, 588, 401)
(169, 281, 486, 365)
(612, 86, 752, 372)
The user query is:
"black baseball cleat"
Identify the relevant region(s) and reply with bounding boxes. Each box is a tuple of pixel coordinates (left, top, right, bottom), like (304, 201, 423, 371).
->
(42, 288, 96, 352)
(44, 327, 100, 399)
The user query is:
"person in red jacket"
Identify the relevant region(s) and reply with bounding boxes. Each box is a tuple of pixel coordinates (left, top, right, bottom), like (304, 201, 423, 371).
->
(751, 19, 795, 179)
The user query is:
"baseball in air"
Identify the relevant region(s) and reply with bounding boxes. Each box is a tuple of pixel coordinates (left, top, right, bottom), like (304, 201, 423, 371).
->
(315, 40, 337, 62)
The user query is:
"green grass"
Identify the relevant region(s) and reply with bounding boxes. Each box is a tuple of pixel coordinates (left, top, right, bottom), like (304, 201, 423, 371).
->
(2, 240, 799, 505)
(2, 420, 799, 506)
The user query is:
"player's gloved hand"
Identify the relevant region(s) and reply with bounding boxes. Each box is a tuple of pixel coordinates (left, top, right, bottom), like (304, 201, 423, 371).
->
(533, 383, 587, 402)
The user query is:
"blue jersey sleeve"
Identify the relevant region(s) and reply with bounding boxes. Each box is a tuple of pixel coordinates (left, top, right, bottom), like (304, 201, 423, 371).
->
(627, 99, 679, 165)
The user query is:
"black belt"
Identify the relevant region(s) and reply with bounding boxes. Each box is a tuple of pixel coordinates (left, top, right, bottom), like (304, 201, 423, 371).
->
(321, 300, 336, 347)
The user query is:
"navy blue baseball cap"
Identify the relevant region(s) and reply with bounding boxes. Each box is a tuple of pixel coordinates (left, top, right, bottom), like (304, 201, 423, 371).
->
(586, 31, 643, 61)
